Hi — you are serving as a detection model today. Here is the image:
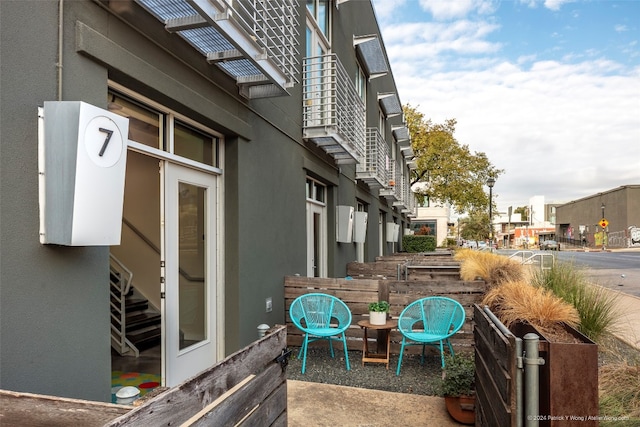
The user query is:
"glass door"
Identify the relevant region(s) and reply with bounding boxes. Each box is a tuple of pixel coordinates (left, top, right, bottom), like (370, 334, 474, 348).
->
(163, 163, 218, 387)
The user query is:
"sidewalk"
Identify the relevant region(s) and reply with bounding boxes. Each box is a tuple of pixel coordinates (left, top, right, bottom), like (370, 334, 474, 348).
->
(605, 289, 640, 350)
(287, 380, 463, 427)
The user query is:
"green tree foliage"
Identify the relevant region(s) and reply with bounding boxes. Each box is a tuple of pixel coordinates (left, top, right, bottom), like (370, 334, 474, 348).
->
(514, 206, 528, 221)
(404, 104, 503, 214)
(459, 211, 490, 242)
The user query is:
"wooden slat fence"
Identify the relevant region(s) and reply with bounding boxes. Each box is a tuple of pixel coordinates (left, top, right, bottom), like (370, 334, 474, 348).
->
(284, 274, 485, 355)
(106, 325, 289, 427)
(473, 304, 518, 427)
(0, 326, 289, 426)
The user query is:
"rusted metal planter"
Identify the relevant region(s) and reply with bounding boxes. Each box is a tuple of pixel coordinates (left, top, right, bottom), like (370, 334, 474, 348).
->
(510, 322, 599, 427)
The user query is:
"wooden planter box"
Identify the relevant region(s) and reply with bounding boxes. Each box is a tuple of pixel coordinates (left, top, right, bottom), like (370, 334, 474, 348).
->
(510, 322, 599, 427)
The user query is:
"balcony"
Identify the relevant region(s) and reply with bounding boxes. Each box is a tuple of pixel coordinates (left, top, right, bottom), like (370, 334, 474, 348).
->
(380, 162, 402, 202)
(135, 0, 300, 99)
(356, 128, 390, 189)
(303, 54, 366, 164)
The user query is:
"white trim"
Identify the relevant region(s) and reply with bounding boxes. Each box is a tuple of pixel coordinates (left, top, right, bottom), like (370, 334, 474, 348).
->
(128, 141, 223, 175)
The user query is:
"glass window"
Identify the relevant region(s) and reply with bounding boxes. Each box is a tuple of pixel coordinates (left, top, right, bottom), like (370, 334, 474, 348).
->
(108, 91, 161, 149)
(174, 121, 217, 167)
(109, 89, 220, 168)
(306, 177, 326, 204)
(307, 0, 329, 38)
(355, 65, 366, 103)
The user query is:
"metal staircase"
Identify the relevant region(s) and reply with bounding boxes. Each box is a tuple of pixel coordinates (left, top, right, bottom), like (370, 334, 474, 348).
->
(110, 255, 161, 357)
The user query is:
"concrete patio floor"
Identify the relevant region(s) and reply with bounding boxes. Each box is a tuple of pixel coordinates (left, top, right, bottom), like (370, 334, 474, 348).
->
(287, 380, 465, 427)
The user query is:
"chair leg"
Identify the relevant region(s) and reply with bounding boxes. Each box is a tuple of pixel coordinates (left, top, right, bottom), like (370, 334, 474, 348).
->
(301, 335, 309, 374)
(341, 333, 350, 371)
(396, 339, 407, 376)
(439, 341, 445, 368)
(446, 338, 455, 358)
(420, 344, 426, 365)
(328, 337, 335, 358)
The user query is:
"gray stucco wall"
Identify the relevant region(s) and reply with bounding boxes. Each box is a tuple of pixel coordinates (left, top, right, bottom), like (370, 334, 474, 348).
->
(1, 1, 111, 401)
(1, 0, 415, 400)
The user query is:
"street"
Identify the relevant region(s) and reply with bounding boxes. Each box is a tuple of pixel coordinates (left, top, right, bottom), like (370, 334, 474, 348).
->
(497, 249, 640, 297)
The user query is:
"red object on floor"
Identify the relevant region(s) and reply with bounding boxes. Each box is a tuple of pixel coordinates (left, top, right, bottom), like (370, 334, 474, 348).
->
(139, 381, 160, 389)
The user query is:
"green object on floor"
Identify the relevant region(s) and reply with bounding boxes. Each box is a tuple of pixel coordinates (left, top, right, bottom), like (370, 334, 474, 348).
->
(111, 371, 161, 404)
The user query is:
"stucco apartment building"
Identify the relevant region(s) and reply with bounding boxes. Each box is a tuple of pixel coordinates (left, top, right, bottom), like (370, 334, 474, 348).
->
(0, 0, 416, 401)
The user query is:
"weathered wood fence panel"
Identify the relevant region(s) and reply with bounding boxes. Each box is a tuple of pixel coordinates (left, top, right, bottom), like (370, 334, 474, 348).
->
(284, 275, 485, 354)
(106, 325, 288, 426)
(473, 304, 518, 427)
(0, 390, 130, 426)
(1, 327, 288, 427)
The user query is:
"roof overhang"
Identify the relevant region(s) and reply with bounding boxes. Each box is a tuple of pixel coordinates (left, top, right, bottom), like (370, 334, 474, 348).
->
(135, 0, 300, 99)
(354, 35, 388, 79)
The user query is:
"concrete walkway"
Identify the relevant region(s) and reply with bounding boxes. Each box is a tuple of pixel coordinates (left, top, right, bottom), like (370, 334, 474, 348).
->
(606, 289, 640, 350)
(287, 380, 463, 427)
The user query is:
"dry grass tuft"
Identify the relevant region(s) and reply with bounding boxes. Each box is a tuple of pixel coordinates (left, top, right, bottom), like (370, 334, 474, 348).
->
(482, 281, 580, 331)
(599, 360, 640, 422)
(456, 250, 525, 287)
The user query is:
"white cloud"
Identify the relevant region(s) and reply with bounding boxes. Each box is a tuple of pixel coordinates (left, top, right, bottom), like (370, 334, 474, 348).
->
(543, 0, 576, 12)
(374, 1, 640, 210)
(396, 60, 640, 207)
(615, 24, 628, 33)
(517, 0, 576, 11)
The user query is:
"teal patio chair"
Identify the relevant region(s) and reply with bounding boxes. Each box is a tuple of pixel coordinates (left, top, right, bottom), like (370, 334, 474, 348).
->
(289, 293, 352, 374)
(396, 296, 465, 375)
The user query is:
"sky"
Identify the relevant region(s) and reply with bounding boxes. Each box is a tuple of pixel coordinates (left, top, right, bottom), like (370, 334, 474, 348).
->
(371, 0, 640, 215)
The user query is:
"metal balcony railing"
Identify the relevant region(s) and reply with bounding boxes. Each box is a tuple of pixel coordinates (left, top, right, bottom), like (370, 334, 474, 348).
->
(135, 0, 300, 99)
(357, 128, 390, 188)
(380, 161, 402, 201)
(303, 54, 366, 164)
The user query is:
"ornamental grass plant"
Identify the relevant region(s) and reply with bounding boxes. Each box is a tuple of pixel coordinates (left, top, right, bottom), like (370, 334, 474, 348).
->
(599, 358, 640, 426)
(531, 261, 620, 341)
(481, 280, 580, 333)
(455, 249, 525, 288)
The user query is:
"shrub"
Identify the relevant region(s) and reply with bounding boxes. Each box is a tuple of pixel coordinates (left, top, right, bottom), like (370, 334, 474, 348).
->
(403, 235, 436, 252)
(440, 352, 475, 397)
(444, 238, 457, 248)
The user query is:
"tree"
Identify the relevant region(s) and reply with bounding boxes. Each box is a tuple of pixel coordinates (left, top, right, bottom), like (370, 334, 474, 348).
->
(459, 211, 490, 243)
(404, 104, 503, 214)
(514, 206, 528, 222)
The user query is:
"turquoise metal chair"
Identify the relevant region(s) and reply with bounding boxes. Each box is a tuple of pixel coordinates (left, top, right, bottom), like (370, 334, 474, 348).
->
(396, 296, 465, 375)
(289, 293, 352, 374)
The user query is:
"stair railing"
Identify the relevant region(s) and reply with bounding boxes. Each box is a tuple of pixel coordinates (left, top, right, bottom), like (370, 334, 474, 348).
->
(110, 254, 139, 357)
(510, 251, 555, 271)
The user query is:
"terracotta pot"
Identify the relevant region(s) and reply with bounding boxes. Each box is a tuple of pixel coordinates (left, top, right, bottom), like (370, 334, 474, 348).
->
(369, 311, 387, 325)
(444, 395, 475, 425)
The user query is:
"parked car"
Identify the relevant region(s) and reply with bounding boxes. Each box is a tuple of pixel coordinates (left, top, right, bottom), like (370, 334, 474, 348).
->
(540, 240, 560, 251)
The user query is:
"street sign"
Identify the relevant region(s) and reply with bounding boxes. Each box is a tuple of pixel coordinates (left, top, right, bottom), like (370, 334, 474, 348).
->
(599, 219, 609, 229)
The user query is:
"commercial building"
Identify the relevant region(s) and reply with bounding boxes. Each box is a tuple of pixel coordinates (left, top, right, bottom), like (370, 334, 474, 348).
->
(556, 185, 640, 248)
(0, 0, 415, 401)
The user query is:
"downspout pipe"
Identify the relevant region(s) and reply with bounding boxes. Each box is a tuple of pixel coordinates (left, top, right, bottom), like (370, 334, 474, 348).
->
(57, 0, 64, 100)
(524, 333, 546, 427)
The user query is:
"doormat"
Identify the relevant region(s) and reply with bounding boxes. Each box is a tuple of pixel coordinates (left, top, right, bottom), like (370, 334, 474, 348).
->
(111, 371, 161, 404)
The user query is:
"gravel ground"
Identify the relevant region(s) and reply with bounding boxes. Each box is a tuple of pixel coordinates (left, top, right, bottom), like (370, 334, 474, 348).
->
(286, 346, 445, 396)
(286, 336, 639, 397)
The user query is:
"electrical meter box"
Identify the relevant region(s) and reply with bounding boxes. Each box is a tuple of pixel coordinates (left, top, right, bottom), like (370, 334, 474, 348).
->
(386, 222, 400, 242)
(336, 205, 354, 243)
(353, 211, 368, 243)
